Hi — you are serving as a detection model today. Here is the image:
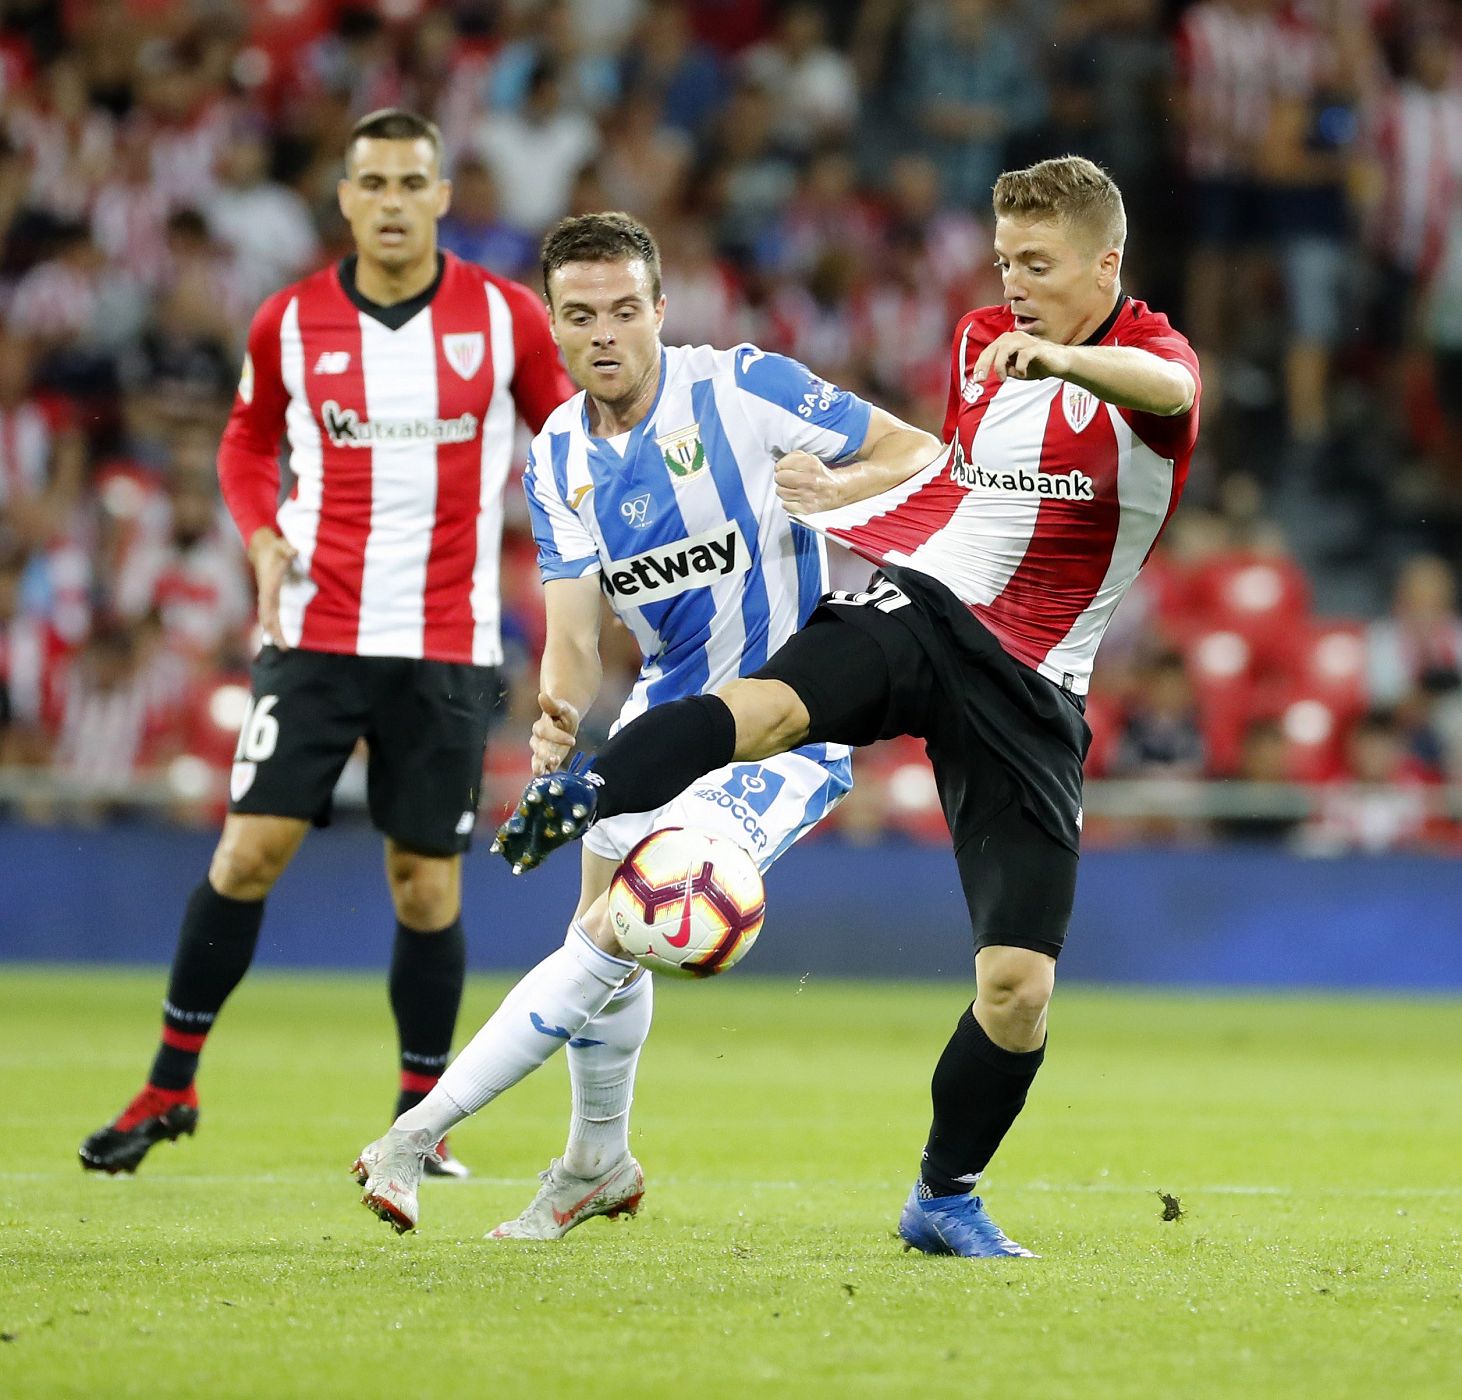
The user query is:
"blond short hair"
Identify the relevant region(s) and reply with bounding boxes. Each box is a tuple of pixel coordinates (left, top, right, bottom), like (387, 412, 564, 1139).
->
(992, 156, 1126, 254)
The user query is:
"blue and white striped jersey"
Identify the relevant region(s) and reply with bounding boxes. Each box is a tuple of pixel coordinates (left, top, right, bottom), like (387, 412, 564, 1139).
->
(523, 344, 872, 744)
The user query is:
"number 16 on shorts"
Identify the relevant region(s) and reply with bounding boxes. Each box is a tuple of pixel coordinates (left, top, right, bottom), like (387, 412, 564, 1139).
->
(231, 694, 280, 801)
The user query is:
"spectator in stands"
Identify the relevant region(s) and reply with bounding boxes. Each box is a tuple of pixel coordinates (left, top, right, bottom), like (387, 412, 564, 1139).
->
(1303, 709, 1433, 854)
(1111, 650, 1208, 780)
(620, 0, 728, 136)
(1212, 716, 1304, 844)
(489, 0, 620, 116)
(594, 85, 692, 225)
(470, 60, 600, 236)
(1175, 0, 1291, 413)
(902, 0, 1046, 212)
(0, 544, 54, 766)
(1368, 554, 1462, 704)
(1256, 10, 1366, 448)
(436, 155, 537, 279)
(204, 123, 321, 310)
(703, 78, 798, 264)
(741, 2, 859, 155)
(112, 463, 251, 672)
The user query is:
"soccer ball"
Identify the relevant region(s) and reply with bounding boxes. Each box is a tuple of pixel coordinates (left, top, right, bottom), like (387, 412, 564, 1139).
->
(607, 827, 766, 978)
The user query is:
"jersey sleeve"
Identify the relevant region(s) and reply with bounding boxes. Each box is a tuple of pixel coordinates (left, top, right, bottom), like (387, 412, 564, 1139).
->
(1115, 310, 1203, 460)
(501, 278, 575, 433)
(730, 346, 872, 464)
(941, 310, 981, 442)
(522, 436, 600, 583)
(217, 289, 292, 545)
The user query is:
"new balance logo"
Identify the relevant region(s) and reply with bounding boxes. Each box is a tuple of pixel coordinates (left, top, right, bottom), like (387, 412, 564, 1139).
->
(320, 400, 479, 447)
(951, 453, 1094, 502)
(602, 524, 750, 602)
(455, 810, 475, 835)
(313, 351, 351, 375)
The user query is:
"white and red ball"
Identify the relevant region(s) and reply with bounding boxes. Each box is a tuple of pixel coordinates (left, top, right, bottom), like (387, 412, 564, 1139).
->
(607, 827, 766, 978)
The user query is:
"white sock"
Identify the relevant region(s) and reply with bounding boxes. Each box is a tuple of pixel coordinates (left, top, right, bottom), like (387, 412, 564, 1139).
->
(563, 971, 654, 1179)
(392, 922, 635, 1141)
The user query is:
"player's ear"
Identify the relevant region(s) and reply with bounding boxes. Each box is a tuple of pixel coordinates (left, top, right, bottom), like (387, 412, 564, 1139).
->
(336, 177, 352, 222)
(653, 295, 666, 332)
(435, 178, 452, 219)
(1096, 247, 1121, 291)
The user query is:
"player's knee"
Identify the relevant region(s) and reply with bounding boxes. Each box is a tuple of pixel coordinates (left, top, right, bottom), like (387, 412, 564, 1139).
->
(579, 892, 628, 958)
(385, 849, 459, 931)
(209, 827, 296, 900)
(974, 947, 1055, 1042)
(719, 678, 810, 760)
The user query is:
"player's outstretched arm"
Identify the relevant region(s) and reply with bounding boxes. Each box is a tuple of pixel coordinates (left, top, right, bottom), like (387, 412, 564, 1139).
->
(973, 332, 1196, 417)
(774, 408, 942, 517)
(533, 574, 604, 774)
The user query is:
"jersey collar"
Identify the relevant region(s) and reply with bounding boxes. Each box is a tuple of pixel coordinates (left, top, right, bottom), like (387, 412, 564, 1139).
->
(1080, 293, 1129, 347)
(337, 252, 446, 330)
(582, 346, 669, 454)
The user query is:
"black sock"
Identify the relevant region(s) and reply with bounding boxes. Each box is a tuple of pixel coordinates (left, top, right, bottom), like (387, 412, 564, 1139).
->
(148, 881, 265, 1090)
(919, 1005, 1046, 1197)
(390, 918, 466, 1118)
(591, 693, 737, 820)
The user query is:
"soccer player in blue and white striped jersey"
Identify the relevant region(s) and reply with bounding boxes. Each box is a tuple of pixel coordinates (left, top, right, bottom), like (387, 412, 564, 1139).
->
(353, 212, 940, 1238)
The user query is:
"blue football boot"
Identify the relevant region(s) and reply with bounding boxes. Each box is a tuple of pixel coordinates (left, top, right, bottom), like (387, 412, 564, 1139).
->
(490, 754, 601, 873)
(897, 1184, 1037, 1258)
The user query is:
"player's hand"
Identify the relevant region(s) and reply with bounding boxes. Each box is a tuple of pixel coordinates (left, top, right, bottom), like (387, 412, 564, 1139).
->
(531, 692, 581, 775)
(774, 450, 840, 516)
(248, 528, 299, 649)
(971, 332, 1073, 386)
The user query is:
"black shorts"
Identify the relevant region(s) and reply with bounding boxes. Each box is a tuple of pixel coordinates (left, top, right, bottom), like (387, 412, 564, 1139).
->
(228, 646, 501, 857)
(755, 570, 1086, 960)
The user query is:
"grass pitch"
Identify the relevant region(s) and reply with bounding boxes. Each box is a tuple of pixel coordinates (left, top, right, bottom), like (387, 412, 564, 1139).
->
(1, 968, 1458, 1399)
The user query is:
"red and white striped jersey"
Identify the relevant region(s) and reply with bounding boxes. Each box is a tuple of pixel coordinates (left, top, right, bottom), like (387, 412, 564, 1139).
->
(0, 401, 52, 508)
(1176, 1, 1323, 179)
(802, 299, 1201, 696)
(217, 252, 573, 665)
(1365, 78, 1462, 275)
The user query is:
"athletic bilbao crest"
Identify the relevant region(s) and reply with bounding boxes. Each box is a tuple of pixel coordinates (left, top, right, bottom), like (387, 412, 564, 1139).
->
(1062, 382, 1100, 434)
(443, 332, 485, 380)
(655, 422, 707, 480)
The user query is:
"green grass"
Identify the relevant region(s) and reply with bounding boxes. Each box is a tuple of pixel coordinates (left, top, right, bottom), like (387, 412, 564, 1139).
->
(1, 969, 1458, 1399)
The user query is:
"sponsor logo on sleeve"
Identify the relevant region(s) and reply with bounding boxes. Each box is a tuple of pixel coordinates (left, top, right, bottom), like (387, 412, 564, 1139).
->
(601, 523, 750, 602)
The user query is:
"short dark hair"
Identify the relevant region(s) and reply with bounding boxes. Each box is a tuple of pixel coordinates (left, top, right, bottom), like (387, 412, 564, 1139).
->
(346, 108, 443, 171)
(540, 212, 662, 302)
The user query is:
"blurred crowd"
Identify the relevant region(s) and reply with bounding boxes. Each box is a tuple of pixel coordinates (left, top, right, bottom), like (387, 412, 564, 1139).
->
(2, 0, 1462, 853)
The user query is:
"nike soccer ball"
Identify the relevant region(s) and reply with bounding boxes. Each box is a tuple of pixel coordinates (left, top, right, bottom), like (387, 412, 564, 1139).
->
(607, 827, 766, 978)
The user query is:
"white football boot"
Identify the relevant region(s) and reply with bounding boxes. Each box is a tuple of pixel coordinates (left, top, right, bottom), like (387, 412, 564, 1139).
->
(489, 1156, 645, 1241)
(352, 1127, 442, 1234)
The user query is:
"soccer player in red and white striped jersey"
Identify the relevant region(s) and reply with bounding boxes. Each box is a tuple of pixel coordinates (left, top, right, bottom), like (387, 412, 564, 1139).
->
(496, 156, 1200, 1258)
(80, 109, 574, 1180)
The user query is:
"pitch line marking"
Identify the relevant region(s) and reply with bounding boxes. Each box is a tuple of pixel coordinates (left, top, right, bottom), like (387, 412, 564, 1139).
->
(5, 1173, 1460, 1198)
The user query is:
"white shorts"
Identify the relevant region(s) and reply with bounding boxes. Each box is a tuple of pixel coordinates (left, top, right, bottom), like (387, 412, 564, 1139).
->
(584, 745, 851, 873)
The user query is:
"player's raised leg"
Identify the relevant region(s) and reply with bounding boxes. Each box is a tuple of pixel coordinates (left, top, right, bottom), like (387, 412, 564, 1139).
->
(79, 814, 308, 1174)
(493, 678, 809, 871)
